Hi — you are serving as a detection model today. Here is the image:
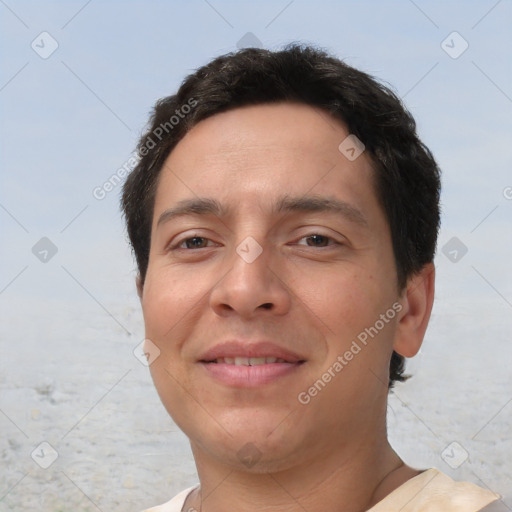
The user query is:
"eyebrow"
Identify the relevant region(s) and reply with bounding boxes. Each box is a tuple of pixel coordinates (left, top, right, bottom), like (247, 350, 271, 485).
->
(156, 195, 368, 227)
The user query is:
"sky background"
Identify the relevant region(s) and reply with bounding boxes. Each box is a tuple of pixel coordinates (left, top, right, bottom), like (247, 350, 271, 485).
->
(1, 0, 511, 305)
(1, 1, 511, 511)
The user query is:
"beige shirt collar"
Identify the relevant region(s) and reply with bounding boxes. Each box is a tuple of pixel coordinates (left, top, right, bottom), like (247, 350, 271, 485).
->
(367, 468, 500, 512)
(144, 468, 500, 512)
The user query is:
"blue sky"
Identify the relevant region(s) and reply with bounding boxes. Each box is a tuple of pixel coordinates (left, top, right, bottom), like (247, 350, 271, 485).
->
(1, 0, 511, 307)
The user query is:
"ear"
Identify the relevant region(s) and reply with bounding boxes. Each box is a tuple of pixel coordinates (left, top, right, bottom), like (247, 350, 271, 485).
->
(393, 263, 435, 358)
(136, 274, 143, 300)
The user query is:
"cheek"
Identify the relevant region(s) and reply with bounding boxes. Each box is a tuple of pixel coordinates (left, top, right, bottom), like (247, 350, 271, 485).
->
(296, 263, 385, 330)
(141, 268, 201, 423)
(141, 265, 203, 341)
(297, 262, 397, 380)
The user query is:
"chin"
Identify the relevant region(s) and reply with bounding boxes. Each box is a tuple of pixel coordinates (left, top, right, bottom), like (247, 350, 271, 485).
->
(203, 435, 304, 474)
(189, 410, 307, 472)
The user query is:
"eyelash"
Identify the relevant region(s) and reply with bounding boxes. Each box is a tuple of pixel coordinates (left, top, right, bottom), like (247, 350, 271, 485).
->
(170, 233, 341, 251)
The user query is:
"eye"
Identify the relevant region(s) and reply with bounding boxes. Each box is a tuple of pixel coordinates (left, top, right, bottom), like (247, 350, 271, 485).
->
(296, 234, 339, 247)
(169, 233, 341, 251)
(173, 236, 215, 250)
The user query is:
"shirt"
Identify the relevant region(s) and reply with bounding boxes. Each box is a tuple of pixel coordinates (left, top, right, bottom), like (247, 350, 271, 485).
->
(142, 468, 501, 512)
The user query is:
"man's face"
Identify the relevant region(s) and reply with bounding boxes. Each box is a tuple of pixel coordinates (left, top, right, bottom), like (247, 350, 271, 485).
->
(140, 103, 403, 470)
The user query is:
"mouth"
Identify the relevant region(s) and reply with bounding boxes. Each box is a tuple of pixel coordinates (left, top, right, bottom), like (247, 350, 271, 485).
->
(197, 340, 307, 387)
(201, 356, 304, 365)
(199, 357, 306, 387)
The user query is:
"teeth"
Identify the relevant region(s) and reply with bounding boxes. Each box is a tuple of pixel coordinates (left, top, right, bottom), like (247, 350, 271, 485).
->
(247, 357, 266, 365)
(213, 357, 287, 365)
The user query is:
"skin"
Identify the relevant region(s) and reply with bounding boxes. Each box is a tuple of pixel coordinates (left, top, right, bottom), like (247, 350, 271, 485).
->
(138, 102, 435, 512)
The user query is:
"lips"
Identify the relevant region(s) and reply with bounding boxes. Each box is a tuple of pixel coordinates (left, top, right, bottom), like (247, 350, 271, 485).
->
(209, 356, 289, 365)
(198, 340, 305, 364)
(198, 340, 306, 387)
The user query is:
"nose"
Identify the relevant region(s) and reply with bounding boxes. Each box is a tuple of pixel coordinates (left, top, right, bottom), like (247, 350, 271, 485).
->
(209, 239, 291, 319)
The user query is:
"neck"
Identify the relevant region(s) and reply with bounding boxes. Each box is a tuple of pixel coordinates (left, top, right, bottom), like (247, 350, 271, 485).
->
(185, 433, 414, 512)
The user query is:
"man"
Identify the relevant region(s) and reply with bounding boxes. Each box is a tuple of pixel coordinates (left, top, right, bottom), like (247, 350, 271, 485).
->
(122, 45, 501, 511)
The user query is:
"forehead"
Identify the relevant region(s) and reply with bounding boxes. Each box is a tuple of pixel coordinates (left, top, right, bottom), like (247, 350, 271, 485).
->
(153, 102, 378, 221)
(168, 102, 355, 171)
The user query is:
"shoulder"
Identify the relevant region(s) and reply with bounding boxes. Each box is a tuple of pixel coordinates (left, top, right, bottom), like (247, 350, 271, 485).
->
(141, 484, 199, 512)
(368, 468, 501, 511)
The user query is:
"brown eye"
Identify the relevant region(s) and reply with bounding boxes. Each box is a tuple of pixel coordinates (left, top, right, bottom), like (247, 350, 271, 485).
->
(296, 234, 338, 247)
(168, 232, 221, 252)
(305, 234, 330, 247)
(182, 236, 209, 249)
